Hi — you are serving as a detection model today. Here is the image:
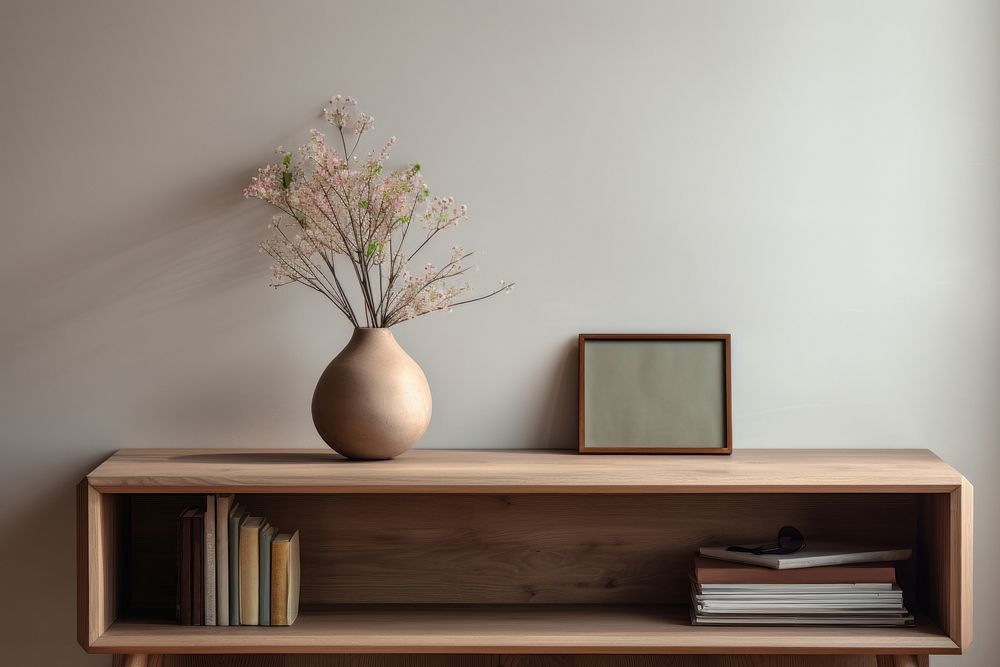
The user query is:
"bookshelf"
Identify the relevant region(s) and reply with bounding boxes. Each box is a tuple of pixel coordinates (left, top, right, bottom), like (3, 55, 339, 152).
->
(78, 449, 972, 667)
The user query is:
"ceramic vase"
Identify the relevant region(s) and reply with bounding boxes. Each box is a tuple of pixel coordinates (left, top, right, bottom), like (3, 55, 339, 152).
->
(311, 327, 432, 460)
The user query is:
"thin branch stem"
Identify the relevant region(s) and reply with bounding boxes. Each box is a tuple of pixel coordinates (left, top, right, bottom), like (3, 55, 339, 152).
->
(250, 109, 510, 329)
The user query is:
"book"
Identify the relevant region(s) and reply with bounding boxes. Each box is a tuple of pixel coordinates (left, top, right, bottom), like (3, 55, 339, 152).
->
(694, 589, 905, 612)
(271, 530, 300, 626)
(204, 495, 216, 626)
(259, 523, 275, 626)
(690, 552, 913, 627)
(175, 509, 182, 623)
(694, 584, 900, 596)
(216, 493, 234, 625)
(693, 557, 898, 585)
(177, 507, 197, 625)
(239, 516, 264, 625)
(192, 508, 205, 625)
(690, 611, 914, 626)
(689, 584, 914, 626)
(698, 543, 912, 570)
(191, 507, 205, 625)
(228, 503, 245, 625)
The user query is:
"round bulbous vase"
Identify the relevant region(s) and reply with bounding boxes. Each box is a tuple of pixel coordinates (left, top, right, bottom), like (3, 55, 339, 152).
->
(312, 327, 432, 460)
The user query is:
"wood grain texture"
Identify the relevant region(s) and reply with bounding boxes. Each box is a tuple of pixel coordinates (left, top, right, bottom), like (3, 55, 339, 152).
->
(874, 655, 926, 667)
(126, 493, 917, 608)
(91, 605, 958, 655)
(916, 493, 948, 643)
(78, 481, 119, 648)
(915, 478, 973, 650)
(77, 480, 91, 647)
(84, 449, 964, 494)
(159, 656, 903, 667)
(162, 656, 497, 666)
(503, 657, 894, 667)
(79, 449, 969, 660)
(113, 653, 164, 666)
(953, 479, 973, 650)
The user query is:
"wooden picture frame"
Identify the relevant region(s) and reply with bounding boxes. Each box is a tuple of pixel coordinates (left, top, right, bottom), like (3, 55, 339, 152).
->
(578, 333, 732, 454)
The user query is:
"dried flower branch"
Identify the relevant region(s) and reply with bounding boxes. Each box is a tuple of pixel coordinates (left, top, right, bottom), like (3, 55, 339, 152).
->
(243, 95, 512, 327)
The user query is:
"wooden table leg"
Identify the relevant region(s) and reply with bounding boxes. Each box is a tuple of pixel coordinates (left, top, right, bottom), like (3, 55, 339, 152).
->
(112, 655, 164, 667)
(876, 655, 929, 667)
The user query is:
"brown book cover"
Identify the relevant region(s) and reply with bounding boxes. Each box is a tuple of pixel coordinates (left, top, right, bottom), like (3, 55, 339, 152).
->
(192, 509, 205, 625)
(693, 556, 897, 585)
(178, 508, 197, 625)
(270, 530, 300, 626)
(270, 534, 288, 625)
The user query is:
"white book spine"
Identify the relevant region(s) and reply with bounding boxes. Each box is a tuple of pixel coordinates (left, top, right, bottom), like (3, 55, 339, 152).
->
(204, 495, 216, 625)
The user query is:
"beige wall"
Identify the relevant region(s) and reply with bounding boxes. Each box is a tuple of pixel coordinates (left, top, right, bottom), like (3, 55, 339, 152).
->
(1, 1, 997, 664)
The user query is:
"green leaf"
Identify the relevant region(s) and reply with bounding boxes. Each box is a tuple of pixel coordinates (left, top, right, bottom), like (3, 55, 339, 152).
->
(282, 171, 292, 188)
(365, 240, 380, 258)
(282, 152, 292, 166)
(359, 199, 369, 209)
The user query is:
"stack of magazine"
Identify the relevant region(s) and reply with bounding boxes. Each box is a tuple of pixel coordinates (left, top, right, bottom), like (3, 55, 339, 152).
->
(691, 544, 914, 627)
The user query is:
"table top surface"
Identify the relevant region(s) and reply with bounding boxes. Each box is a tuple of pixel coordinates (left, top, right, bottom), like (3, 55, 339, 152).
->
(84, 447, 967, 493)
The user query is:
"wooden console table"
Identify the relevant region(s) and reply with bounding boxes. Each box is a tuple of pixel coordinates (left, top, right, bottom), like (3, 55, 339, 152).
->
(77, 449, 972, 667)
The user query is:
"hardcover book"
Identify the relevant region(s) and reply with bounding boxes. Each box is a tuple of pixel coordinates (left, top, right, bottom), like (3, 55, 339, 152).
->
(228, 503, 245, 624)
(239, 516, 264, 625)
(690, 551, 913, 627)
(216, 494, 234, 625)
(204, 495, 216, 626)
(191, 508, 205, 625)
(270, 530, 300, 626)
(259, 523, 275, 626)
(693, 556, 898, 584)
(698, 544, 912, 570)
(177, 507, 198, 626)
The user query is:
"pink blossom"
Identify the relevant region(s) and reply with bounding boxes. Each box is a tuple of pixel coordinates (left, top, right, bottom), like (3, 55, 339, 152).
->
(244, 95, 512, 327)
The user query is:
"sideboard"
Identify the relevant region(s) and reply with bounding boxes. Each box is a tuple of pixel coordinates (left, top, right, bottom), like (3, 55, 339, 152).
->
(77, 448, 972, 667)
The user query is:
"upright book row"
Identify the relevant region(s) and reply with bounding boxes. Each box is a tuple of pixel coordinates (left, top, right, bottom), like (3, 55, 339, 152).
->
(177, 495, 300, 626)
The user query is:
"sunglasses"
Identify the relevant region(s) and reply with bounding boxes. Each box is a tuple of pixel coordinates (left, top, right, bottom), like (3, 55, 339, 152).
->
(726, 526, 806, 555)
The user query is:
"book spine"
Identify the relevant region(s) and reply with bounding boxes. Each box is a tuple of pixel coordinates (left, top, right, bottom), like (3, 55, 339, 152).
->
(177, 513, 190, 625)
(228, 511, 240, 624)
(287, 532, 299, 625)
(239, 523, 259, 625)
(204, 495, 216, 625)
(175, 513, 180, 623)
(694, 561, 899, 585)
(270, 540, 288, 626)
(192, 512, 204, 625)
(216, 495, 231, 626)
(259, 526, 273, 626)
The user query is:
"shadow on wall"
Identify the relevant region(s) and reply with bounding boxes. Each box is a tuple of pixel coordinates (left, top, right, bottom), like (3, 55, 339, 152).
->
(532, 336, 579, 449)
(0, 449, 112, 666)
(0, 167, 263, 362)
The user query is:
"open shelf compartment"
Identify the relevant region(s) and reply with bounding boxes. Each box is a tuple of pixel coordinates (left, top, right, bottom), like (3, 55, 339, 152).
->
(78, 449, 972, 656)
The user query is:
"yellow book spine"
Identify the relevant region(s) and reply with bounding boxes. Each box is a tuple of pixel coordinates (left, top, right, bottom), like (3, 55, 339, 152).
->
(271, 539, 289, 626)
(238, 523, 259, 625)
